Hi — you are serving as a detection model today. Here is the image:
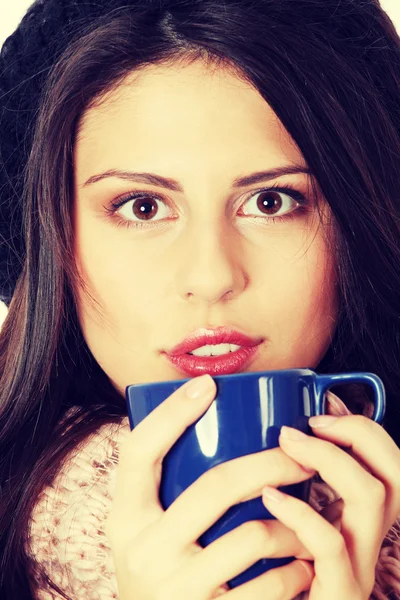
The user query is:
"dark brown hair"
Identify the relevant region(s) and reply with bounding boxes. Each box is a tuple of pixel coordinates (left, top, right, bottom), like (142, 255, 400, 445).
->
(1, 1, 400, 597)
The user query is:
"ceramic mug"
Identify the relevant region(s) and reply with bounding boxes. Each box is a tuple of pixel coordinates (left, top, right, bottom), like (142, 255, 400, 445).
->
(126, 368, 385, 588)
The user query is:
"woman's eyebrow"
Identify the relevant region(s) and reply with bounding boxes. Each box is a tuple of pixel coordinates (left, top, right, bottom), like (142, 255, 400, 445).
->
(81, 164, 311, 191)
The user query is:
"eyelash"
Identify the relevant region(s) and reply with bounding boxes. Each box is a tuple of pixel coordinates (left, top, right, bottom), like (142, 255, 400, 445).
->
(103, 183, 309, 230)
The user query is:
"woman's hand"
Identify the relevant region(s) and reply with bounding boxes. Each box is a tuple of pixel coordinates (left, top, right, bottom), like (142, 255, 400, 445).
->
(106, 374, 318, 600)
(262, 393, 400, 600)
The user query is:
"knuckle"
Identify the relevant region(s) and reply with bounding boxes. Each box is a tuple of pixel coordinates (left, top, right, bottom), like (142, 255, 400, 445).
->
(266, 447, 304, 478)
(295, 500, 311, 523)
(365, 479, 386, 513)
(328, 529, 347, 558)
(271, 569, 286, 597)
(352, 414, 376, 432)
(263, 450, 282, 476)
(369, 479, 386, 504)
(204, 461, 227, 490)
(243, 520, 275, 554)
(264, 447, 286, 470)
(119, 433, 160, 471)
(204, 459, 243, 496)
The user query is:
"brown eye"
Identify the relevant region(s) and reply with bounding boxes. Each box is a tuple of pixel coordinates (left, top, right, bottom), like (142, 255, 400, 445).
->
(256, 191, 284, 215)
(240, 190, 298, 219)
(115, 194, 172, 223)
(131, 197, 159, 221)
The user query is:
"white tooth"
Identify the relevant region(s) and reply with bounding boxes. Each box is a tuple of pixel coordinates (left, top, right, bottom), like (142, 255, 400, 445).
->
(210, 343, 232, 356)
(190, 343, 241, 357)
(191, 344, 230, 357)
(190, 345, 213, 357)
(229, 344, 241, 352)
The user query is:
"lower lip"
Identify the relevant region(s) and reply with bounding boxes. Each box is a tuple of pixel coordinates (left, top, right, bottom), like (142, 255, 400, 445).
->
(163, 345, 261, 377)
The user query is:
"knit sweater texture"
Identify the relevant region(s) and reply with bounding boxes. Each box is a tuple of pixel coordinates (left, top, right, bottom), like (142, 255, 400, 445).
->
(26, 417, 400, 599)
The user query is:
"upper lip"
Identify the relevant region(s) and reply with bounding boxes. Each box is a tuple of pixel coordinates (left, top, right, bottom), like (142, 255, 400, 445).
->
(165, 326, 264, 356)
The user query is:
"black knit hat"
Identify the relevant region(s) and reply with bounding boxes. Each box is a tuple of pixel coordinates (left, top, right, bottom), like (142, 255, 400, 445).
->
(0, 0, 165, 306)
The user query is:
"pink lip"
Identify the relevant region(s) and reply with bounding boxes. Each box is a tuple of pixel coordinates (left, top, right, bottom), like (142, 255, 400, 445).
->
(165, 326, 263, 356)
(162, 326, 263, 377)
(163, 345, 261, 377)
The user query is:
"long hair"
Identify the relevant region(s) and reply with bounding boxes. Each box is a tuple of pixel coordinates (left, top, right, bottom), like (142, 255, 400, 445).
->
(1, 0, 400, 597)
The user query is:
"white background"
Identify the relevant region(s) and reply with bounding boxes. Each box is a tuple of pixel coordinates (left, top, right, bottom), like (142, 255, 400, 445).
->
(0, 0, 400, 328)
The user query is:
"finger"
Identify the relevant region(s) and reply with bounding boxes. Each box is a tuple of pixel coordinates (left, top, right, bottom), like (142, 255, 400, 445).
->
(262, 487, 357, 599)
(278, 425, 385, 582)
(197, 518, 315, 584)
(226, 559, 314, 600)
(307, 414, 400, 532)
(326, 391, 352, 416)
(160, 446, 315, 550)
(323, 395, 375, 476)
(177, 519, 314, 599)
(114, 375, 217, 523)
(197, 497, 343, 577)
(171, 546, 313, 600)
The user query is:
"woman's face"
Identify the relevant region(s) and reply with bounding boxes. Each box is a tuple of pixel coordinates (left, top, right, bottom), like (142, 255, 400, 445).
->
(73, 60, 338, 395)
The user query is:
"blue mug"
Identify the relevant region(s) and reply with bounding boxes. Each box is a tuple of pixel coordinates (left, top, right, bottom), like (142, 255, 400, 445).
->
(126, 368, 385, 589)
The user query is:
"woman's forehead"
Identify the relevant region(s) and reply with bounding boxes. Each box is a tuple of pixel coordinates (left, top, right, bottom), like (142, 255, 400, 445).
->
(74, 60, 304, 184)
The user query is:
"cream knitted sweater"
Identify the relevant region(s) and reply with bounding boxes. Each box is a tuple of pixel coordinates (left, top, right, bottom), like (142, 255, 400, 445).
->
(26, 417, 400, 600)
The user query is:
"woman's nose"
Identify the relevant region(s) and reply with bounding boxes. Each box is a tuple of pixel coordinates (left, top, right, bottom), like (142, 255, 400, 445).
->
(175, 220, 248, 305)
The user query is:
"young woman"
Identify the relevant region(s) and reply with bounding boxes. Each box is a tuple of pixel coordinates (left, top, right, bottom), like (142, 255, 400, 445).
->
(1, 0, 400, 598)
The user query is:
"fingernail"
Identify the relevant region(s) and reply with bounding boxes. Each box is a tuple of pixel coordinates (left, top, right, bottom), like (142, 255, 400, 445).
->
(280, 426, 308, 441)
(185, 374, 215, 399)
(326, 391, 351, 416)
(309, 415, 338, 428)
(262, 486, 286, 503)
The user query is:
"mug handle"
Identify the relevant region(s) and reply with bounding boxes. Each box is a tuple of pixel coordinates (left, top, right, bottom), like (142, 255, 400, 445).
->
(314, 372, 386, 424)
